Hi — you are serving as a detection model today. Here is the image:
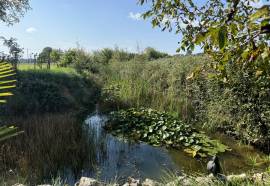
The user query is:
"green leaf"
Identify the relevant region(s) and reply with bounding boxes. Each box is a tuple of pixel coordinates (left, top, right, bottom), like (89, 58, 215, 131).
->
(218, 26, 227, 49)
(195, 32, 209, 44)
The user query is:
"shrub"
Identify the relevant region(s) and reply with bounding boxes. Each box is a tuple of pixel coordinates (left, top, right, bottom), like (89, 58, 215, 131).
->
(143, 47, 169, 60)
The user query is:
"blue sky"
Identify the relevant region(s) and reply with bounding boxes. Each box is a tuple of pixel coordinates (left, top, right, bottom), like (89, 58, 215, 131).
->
(0, 0, 182, 57)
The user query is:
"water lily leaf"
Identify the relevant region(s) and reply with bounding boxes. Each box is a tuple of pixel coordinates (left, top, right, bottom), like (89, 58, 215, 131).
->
(106, 108, 230, 158)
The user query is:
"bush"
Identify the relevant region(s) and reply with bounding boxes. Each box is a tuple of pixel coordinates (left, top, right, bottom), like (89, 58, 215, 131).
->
(143, 47, 169, 60)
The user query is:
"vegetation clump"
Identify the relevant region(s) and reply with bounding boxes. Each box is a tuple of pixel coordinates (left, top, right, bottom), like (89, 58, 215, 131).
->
(105, 108, 230, 158)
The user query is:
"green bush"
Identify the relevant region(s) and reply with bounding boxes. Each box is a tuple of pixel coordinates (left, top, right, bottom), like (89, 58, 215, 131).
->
(143, 47, 169, 60)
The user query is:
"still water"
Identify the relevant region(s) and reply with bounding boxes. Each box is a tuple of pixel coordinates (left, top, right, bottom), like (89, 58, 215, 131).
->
(2, 112, 267, 185)
(70, 112, 267, 184)
(79, 114, 179, 183)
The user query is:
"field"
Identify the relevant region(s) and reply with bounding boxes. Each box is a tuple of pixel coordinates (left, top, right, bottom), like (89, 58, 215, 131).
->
(17, 63, 78, 75)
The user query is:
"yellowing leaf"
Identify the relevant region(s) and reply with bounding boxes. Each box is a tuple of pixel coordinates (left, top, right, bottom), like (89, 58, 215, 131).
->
(186, 72, 194, 80)
(256, 70, 263, 77)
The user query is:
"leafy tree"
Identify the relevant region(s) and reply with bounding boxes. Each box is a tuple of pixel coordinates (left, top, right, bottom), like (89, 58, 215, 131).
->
(139, 0, 270, 77)
(38, 47, 52, 69)
(50, 49, 62, 65)
(0, 0, 30, 25)
(139, 0, 270, 149)
(59, 49, 77, 67)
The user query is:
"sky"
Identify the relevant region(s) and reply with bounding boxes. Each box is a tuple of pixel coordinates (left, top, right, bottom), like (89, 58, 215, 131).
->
(0, 0, 268, 58)
(0, 0, 182, 57)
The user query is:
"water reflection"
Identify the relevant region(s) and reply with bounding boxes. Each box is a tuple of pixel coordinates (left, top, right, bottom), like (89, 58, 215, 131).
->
(1, 113, 267, 185)
(83, 114, 179, 182)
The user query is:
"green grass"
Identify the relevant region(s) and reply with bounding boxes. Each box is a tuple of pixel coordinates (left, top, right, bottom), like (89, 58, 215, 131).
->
(1, 65, 100, 116)
(99, 55, 207, 120)
(18, 63, 78, 75)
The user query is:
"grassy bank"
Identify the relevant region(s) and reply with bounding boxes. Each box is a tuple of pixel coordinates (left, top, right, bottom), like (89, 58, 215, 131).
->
(0, 66, 101, 117)
(0, 66, 102, 184)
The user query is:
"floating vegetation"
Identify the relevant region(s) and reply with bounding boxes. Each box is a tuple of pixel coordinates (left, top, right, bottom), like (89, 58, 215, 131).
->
(105, 108, 231, 158)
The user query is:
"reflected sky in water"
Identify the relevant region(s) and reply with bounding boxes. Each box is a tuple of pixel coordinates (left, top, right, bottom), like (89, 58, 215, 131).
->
(82, 114, 179, 183)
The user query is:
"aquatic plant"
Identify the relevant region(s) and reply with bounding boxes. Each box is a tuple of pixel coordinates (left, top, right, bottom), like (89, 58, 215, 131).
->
(105, 108, 230, 158)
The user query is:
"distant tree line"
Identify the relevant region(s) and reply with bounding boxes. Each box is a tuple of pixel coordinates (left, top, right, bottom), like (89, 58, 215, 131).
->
(35, 46, 169, 71)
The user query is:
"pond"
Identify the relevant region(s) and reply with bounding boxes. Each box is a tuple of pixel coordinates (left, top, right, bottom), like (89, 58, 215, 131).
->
(1, 111, 268, 185)
(69, 112, 267, 184)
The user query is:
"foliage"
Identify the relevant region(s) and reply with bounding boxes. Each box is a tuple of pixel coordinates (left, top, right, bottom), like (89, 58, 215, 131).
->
(139, 0, 270, 77)
(92, 48, 114, 64)
(37, 47, 53, 69)
(109, 47, 135, 62)
(138, 0, 270, 152)
(0, 0, 30, 25)
(59, 49, 78, 67)
(105, 108, 230, 158)
(95, 53, 269, 152)
(188, 61, 270, 152)
(143, 47, 169, 60)
(58, 49, 99, 74)
(50, 49, 62, 65)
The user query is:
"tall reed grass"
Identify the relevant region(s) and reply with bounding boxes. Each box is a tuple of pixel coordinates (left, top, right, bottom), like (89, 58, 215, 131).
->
(0, 113, 97, 184)
(100, 55, 207, 120)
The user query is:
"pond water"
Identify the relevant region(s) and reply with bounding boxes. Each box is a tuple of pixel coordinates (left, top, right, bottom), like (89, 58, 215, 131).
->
(2, 112, 267, 185)
(77, 114, 179, 183)
(70, 112, 267, 184)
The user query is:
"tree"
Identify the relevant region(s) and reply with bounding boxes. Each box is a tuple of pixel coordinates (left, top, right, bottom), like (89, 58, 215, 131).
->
(38, 47, 52, 69)
(138, 0, 270, 78)
(50, 49, 62, 66)
(1, 37, 23, 69)
(0, 0, 30, 25)
(59, 49, 77, 67)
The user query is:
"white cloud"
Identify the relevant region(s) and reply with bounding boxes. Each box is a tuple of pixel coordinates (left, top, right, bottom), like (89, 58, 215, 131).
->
(128, 12, 142, 21)
(26, 27, 37, 33)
